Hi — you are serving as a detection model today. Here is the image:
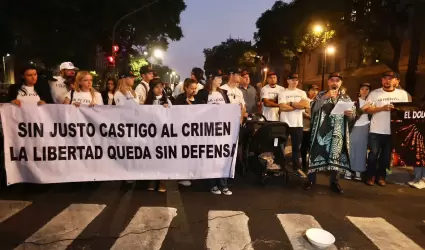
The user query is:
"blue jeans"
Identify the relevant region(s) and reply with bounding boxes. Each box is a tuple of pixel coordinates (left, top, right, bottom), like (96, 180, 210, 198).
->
(367, 133, 392, 179)
(209, 178, 228, 189)
(413, 167, 425, 182)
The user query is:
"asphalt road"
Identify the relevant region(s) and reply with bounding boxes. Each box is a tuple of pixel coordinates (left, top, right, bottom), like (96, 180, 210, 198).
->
(0, 173, 424, 250)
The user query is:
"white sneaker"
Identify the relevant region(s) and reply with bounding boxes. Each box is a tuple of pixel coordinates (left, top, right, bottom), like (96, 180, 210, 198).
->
(344, 172, 352, 180)
(354, 172, 362, 181)
(417, 180, 425, 189)
(211, 186, 221, 195)
(222, 188, 233, 196)
(178, 180, 192, 187)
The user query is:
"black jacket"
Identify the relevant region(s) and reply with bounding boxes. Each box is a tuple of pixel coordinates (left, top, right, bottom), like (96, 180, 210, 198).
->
(174, 93, 193, 105)
(194, 89, 231, 104)
(101, 90, 115, 105)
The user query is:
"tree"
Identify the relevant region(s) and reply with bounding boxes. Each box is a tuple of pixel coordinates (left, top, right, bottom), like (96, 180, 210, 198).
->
(0, 0, 186, 69)
(203, 38, 257, 74)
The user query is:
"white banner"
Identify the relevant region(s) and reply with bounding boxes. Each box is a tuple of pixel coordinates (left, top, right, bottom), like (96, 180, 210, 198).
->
(0, 104, 240, 185)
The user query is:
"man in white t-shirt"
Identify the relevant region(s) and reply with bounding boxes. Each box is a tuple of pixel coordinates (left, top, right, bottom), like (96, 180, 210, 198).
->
(261, 71, 285, 121)
(172, 67, 204, 98)
(365, 71, 410, 186)
(278, 73, 310, 177)
(220, 68, 246, 120)
(50, 62, 78, 104)
(135, 66, 154, 104)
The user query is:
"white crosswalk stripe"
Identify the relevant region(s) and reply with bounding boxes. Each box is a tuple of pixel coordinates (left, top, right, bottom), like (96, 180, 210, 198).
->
(347, 216, 424, 250)
(1, 201, 425, 250)
(277, 214, 337, 250)
(15, 203, 106, 250)
(206, 210, 253, 250)
(0, 200, 32, 223)
(110, 207, 177, 250)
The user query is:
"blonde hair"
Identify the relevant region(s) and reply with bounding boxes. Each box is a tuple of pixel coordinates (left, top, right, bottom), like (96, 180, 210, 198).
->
(74, 71, 97, 104)
(116, 78, 137, 98)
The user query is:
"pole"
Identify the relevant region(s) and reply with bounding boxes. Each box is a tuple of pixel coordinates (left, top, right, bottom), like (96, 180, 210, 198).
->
(321, 48, 327, 90)
(2, 56, 6, 83)
(111, 0, 159, 72)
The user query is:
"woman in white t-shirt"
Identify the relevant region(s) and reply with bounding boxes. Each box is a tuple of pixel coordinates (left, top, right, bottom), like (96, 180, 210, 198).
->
(63, 71, 103, 107)
(8, 65, 54, 106)
(346, 83, 372, 181)
(114, 71, 139, 107)
(144, 78, 172, 192)
(195, 72, 233, 196)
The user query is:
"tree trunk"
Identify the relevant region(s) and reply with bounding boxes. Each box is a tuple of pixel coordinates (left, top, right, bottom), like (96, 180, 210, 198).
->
(389, 37, 401, 72)
(406, 2, 425, 98)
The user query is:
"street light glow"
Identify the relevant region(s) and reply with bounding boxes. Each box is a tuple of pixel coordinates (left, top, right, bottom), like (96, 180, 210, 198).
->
(313, 25, 324, 34)
(6, 53, 10, 57)
(171, 71, 176, 76)
(143, 51, 148, 56)
(263, 68, 268, 72)
(327, 46, 336, 54)
(153, 49, 164, 59)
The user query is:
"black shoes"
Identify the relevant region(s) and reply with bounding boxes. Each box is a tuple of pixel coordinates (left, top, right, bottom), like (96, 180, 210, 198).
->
(330, 182, 344, 194)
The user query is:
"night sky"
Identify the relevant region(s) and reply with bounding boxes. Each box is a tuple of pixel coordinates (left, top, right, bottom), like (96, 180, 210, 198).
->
(163, 0, 280, 78)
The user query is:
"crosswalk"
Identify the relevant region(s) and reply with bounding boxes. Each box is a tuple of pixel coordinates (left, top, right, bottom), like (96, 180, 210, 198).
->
(0, 200, 424, 250)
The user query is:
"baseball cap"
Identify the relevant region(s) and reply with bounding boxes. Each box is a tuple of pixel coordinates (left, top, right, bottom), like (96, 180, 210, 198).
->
(191, 67, 205, 81)
(119, 70, 135, 79)
(267, 71, 277, 77)
(227, 67, 241, 75)
(382, 71, 396, 78)
(328, 72, 343, 80)
(208, 70, 223, 79)
(59, 62, 79, 71)
(360, 82, 371, 89)
(287, 73, 299, 80)
(140, 66, 154, 75)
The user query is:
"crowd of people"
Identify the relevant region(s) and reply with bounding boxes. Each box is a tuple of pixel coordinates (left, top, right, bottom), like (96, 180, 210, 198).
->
(3, 60, 420, 195)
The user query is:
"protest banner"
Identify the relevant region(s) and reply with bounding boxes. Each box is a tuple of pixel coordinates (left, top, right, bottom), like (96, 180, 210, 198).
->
(0, 104, 241, 185)
(391, 103, 425, 167)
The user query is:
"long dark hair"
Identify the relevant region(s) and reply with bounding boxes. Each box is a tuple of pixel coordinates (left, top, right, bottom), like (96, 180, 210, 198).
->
(204, 78, 224, 95)
(7, 65, 53, 103)
(144, 79, 168, 105)
(103, 77, 117, 93)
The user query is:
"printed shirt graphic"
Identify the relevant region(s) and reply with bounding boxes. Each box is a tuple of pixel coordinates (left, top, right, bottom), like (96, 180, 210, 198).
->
(261, 84, 285, 121)
(153, 95, 172, 106)
(278, 88, 307, 127)
(17, 86, 41, 104)
(65, 91, 103, 105)
(50, 76, 68, 104)
(114, 90, 139, 106)
(207, 91, 226, 104)
(220, 84, 246, 106)
(367, 88, 409, 134)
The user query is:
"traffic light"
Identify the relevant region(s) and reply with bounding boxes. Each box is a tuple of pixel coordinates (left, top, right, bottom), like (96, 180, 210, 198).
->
(107, 56, 115, 66)
(112, 45, 119, 53)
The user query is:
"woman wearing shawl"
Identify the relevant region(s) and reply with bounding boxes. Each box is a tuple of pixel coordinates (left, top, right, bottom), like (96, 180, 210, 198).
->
(303, 72, 355, 194)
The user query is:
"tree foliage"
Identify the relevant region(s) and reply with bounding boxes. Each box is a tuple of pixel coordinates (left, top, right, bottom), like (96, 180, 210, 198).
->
(0, 0, 186, 69)
(203, 38, 257, 74)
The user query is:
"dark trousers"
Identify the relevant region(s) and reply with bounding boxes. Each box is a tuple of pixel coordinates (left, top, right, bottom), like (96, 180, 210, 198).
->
(288, 127, 303, 170)
(209, 178, 228, 189)
(367, 133, 392, 179)
(308, 171, 340, 184)
(300, 130, 310, 172)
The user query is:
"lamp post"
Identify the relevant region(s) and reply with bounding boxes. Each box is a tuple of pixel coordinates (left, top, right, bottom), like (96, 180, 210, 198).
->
(111, 0, 159, 72)
(2, 53, 10, 83)
(320, 46, 336, 90)
(313, 24, 333, 90)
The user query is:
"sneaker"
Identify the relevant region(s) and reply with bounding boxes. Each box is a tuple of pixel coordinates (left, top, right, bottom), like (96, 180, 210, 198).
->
(147, 181, 156, 191)
(344, 172, 352, 180)
(354, 172, 362, 181)
(211, 186, 222, 195)
(222, 188, 233, 196)
(409, 180, 425, 189)
(178, 180, 192, 187)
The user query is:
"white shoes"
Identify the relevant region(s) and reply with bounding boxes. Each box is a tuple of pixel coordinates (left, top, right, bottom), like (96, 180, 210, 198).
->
(408, 180, 425, 189)
(211, 186, 232, 195)
(178, 180, 192, 187)
(344, 172, 352, 180)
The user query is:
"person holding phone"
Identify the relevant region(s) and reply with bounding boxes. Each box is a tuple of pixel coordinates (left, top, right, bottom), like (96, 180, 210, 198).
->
(304, 72, 355, 194)
(364, 71, 410, 186)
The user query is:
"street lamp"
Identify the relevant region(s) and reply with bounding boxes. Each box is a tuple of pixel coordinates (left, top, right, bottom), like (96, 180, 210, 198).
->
(153, 49, 164, 59)
(143, 51, 148, 56)
(313, 24, 324, 34)
(321, 45, 336, 90)
(2, 53, 10, 83)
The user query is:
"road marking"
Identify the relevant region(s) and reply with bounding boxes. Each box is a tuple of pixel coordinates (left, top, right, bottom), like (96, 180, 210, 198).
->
(206, 210, 253, 250)
(110, 207, 177, 250)
(0, 200, 32, 223)
(277, 214, 337, 250)
(347, 216, 423, 250)
(15, 203, 105, 250)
